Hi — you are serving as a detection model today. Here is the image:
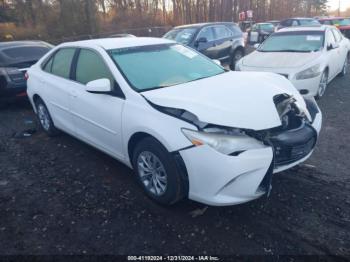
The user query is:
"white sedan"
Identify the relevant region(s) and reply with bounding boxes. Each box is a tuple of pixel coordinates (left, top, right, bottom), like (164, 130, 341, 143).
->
(236, 25, 350, 99)
(26, 38, 322, 206)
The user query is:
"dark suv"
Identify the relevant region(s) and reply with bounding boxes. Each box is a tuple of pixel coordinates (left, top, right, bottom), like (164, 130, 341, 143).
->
(0, 41, 52, 106)
(163, 22, 245, 69)
(277, 18, 320, 30)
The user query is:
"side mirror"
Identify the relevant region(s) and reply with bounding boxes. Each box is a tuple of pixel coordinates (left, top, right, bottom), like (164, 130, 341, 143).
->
(212, 59, 221, 66)
(86, 78, 112, 94)
(195, 37, 208, 47)
(253, 43, 260, 49)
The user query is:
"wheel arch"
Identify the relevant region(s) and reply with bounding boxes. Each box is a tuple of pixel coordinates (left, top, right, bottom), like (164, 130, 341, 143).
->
(32, 94, 42, 113)
(127, 131, 189, 197)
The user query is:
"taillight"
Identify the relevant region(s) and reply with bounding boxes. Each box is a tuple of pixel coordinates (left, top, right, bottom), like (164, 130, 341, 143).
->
(24, 72, 29, 80)
(4, 68, 25, 83)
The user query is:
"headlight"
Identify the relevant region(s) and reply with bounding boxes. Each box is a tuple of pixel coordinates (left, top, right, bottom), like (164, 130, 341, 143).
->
(181, 128, 266, 155)
(295, 64, 322, 80)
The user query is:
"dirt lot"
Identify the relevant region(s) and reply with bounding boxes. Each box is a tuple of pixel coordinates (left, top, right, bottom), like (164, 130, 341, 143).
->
(0, 71, 349, 257)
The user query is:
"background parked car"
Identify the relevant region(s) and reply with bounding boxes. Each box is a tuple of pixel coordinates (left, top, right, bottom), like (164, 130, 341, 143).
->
(277, 17, 320, 30)
(0, 41, 52, 107)
(109, 33, 137, 38)
(163, 22, 245, 70)
(266, 20, 280, 30)
(236, 25, 350, 99)
(247, 22, 275, 44)
(318, 17, 350, 39)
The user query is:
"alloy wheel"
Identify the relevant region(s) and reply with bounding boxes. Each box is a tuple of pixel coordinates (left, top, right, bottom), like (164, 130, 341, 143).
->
(37, 104, 51, 131)
(317, 72, 328, 98)
(137, 151, 167, 196)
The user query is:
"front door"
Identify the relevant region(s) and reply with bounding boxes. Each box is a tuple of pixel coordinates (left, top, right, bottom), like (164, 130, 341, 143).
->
(69, 48, 125, 159)
(195, 26, 218, 59)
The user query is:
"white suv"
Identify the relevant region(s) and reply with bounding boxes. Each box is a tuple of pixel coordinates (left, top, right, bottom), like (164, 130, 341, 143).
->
(27, 38, 322, 206)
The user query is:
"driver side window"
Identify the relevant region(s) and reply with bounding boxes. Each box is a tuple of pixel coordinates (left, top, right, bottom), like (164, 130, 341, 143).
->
(75, 49, 115, 85)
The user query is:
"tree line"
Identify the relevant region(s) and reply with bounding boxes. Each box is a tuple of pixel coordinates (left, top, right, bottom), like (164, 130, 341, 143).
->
(0, 0, 330, 42)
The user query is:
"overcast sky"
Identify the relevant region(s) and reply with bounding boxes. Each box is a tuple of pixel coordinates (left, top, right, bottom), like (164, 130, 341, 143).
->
(328, 0, 350, 11)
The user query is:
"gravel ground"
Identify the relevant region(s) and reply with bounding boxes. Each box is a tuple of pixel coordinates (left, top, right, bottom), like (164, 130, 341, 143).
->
(0, 71, 349, 257)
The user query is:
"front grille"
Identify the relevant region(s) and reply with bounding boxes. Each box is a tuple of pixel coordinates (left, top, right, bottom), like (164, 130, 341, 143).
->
(274, 136, 316, 166)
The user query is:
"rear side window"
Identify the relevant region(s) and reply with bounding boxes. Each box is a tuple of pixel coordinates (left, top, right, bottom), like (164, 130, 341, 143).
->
(227, 24, 242, 36)
(75, 49, 114, 85)
(43, 57, 53, 73)
(51, 48, 76, 79)
(292, 20, 299, 26)
(213, 25, 232, 39)
(197, 27, 215, 42)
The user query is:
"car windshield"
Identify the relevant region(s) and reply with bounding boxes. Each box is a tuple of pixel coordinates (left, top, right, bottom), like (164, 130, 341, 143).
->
(299, 19, 320, 25)
(258, 31, 324, 52)
(259, 24, 274, 30)
(333, 18, 350, 26)
(109, 44, 225, 92)
(163, 28, 197, 45)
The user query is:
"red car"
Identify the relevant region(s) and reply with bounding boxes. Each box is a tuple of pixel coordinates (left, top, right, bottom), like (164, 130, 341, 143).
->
(318, 17, 350, 39)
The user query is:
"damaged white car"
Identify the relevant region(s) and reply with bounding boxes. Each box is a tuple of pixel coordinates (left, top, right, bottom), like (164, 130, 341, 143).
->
(26, 38, 322, 206)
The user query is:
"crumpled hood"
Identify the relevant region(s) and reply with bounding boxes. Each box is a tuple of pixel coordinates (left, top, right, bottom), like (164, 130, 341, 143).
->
(143, 71, 307, 130)
(242, 51, 322, 69)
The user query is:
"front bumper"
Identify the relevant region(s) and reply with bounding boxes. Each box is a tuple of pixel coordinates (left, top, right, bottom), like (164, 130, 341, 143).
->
(290, 75, 322, 98)
(180, 100, 322, 206)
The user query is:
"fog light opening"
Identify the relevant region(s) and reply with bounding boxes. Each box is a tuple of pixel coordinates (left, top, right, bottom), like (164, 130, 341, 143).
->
(299, 89, 309, 95)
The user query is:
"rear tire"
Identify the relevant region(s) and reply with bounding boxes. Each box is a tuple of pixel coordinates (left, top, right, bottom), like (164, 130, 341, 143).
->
(132, 137, 187, 205)
(35, 98, 60, 137)
(230, 49, 244, 71)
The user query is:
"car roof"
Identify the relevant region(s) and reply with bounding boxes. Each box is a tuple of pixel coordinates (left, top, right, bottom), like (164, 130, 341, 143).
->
(318, 17, 347, 21)
(174, 22, 236, 29)
(59, 37, 175, 50)
(0, 41, 51, 51)
(278, 25, 330, 32)
(256, 22, 274, 25)
(292, 17, 317, 20)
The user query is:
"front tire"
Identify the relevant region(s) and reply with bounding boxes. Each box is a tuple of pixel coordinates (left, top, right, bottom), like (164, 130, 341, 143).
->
(230, 49, 244, 71)
(315, 71, 328, 100)
(132, 137, 187, 205)
(35, 98, 60, 137)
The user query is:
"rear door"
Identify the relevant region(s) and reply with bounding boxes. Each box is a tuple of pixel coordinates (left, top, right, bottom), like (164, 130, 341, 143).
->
(212, 25, 234, 62)
(195, 26, 217, 59)
(69, 48, 125, 159)
(39, 48, 77, 133)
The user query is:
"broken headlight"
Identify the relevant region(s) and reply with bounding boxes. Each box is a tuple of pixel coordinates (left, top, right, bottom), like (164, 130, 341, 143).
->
(181, 128, 266, 155)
